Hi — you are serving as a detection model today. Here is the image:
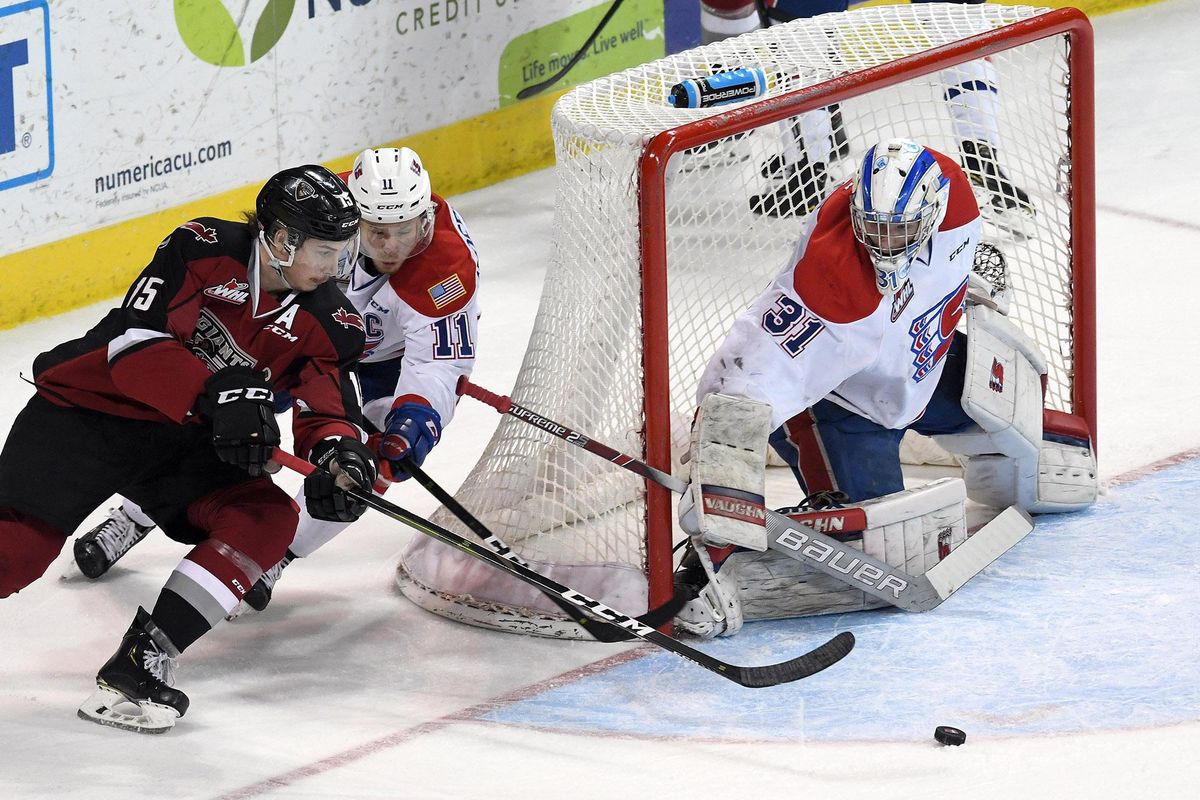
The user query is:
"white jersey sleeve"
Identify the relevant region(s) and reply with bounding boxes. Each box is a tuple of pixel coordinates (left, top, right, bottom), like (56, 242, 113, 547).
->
(350, 198, 481, 432)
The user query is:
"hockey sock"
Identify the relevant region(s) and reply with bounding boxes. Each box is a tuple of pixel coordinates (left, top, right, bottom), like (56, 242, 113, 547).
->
(153, 539, 264, 651)
(150, 589, 209, 653)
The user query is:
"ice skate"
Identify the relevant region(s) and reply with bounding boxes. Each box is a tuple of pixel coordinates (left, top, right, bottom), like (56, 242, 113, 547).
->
(78, 607, 188, 734)
(72, 506, 154, 579)
(225, 552, 293, 620)
(750, 155, 828, 218)
(960, 139, 1036, 238)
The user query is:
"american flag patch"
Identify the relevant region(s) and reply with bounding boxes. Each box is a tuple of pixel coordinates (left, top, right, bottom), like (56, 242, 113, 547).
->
(428, 274, 466, 309)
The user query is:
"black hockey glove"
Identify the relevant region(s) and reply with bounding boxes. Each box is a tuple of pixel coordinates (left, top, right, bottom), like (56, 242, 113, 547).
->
(195, 367, 281, 476)
(304, 437, 379, 523)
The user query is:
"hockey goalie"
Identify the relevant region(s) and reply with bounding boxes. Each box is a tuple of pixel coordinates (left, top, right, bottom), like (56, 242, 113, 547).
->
(674, 137, 1097, 638)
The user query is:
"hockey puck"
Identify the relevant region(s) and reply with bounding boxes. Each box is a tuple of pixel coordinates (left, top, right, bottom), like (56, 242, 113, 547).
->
(934, 725, 966, 746)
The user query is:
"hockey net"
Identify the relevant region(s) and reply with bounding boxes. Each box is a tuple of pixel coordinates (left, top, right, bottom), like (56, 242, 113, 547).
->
(396, 3, 1095, 638)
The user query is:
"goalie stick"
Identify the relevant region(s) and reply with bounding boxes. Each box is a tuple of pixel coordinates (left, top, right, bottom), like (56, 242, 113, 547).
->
(274, 450, 854, 688)
(456, 377, 1035, 613)
(395, 458, 687, 642)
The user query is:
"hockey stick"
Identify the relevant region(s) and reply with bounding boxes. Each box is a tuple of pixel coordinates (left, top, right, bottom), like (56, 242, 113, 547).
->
(274, 450, 854, 688)
(456, 377, 1035, 613)
(394, 458, 687, 642)
(515, 0, 624, 100)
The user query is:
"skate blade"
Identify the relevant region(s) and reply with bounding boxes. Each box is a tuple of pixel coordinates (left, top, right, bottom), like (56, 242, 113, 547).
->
(77, 686, 179, 734)
(224, 600, 256, 621)
(973, 188, 1038, 240)
(59, 558, 84, 581)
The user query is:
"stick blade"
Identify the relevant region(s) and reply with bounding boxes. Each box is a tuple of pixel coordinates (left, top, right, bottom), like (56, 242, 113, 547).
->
(728, 631, 856, 688)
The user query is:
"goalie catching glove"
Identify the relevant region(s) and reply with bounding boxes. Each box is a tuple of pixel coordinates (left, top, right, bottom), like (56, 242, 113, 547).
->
(194, 366, 280, 476)
(305, 437, 378, 522)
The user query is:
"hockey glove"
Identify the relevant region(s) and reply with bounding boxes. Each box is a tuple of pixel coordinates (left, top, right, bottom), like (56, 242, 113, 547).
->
(380, 402, 442, 481)
(195, 367, 281, 476)
(304, 437, 379, 523)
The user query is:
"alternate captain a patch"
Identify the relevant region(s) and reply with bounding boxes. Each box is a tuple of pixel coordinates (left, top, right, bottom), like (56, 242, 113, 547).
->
(428, 274, 466, 310)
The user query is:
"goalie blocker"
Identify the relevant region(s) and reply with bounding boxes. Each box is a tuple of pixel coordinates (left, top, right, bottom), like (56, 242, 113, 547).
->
(678, 392, 773, 551)
(936, 304, 1097, 513)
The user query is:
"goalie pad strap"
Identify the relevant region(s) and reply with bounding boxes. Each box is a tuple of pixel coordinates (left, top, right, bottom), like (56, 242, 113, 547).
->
(673, 540, 745, 639)
(700, 484, 768, 526)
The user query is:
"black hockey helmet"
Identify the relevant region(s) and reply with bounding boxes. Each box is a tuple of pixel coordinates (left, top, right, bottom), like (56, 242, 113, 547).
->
(256, 165, 359, 243)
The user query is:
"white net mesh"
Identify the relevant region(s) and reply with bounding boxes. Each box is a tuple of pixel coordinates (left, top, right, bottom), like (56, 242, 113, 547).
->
(396, 3, 1086, 637)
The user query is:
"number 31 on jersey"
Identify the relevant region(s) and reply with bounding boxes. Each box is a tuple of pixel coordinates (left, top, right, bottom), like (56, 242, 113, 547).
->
(761, 294, 824, 357)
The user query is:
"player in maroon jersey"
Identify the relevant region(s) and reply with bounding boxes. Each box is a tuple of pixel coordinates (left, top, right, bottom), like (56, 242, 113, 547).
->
(0, 164, 379, 733)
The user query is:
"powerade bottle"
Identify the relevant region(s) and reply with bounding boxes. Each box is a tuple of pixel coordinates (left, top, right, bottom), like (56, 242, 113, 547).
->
(668, 67, 767, 109)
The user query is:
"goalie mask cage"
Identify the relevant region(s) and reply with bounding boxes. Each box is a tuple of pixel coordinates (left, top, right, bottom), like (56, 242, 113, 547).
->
(396, 3, 1095, 638)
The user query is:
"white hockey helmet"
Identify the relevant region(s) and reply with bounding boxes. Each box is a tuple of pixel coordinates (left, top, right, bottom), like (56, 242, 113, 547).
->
(851, 138, 949, 294)
(347, 147, 436, 260)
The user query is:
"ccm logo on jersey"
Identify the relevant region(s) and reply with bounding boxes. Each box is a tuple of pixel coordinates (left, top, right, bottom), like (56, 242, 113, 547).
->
(204, 279, 250, 304)
(332, 308, 365, 331)
(181, 221, 218, 244)
(989, 357, 1005, 392)
(948, 238, 971, 262)
(909, 279, 968, 382)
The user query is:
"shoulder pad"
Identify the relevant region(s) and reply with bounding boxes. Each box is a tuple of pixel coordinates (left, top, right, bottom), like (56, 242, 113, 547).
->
(389, 201, 479, 317)
(792, 185, 882, 323)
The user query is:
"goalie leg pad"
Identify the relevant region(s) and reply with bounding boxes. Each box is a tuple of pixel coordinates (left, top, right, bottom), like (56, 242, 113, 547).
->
(717, 479, 967, 621)
(674, 540, 745, 639)
(859, 477, 967, 575)
(680, 393, 772, 551)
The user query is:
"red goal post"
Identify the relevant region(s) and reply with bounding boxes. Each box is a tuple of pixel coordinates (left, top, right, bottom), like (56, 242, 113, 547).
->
(396, 4, 1096, 637)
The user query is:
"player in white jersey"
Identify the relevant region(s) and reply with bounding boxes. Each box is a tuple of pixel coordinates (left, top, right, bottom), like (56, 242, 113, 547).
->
(699, 0, 1035, 234)
(674, 137, 1096, 637)
(72, 147, 481, 613)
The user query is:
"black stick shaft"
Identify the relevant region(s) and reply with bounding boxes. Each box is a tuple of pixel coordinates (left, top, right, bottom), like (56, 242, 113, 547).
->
(397, 459, 680, 642)
(275, 450, 853, 688)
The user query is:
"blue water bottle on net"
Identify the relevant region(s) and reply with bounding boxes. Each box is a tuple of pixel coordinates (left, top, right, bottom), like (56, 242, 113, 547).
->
(668, 67, 768, 109)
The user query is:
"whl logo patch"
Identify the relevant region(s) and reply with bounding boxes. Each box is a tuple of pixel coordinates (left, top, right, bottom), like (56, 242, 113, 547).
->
(204, 278, 250, 304)
(175, 0, 295, 67)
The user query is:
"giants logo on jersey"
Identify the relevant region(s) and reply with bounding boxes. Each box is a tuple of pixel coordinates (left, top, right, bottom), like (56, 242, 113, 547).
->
(188, 310, 261, 375)
(204, 279, 250, 304)
(180, 221, 218, 244)
(332, 307, 365, 331)
(909, 278, 968, 382)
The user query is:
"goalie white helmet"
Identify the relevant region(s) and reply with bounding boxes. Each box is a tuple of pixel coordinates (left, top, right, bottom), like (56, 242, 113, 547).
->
(347, 147, 436, 264)
(851, 138, 949, 295)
